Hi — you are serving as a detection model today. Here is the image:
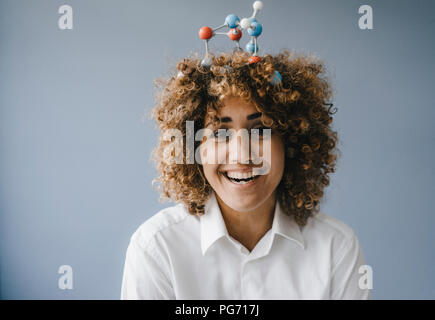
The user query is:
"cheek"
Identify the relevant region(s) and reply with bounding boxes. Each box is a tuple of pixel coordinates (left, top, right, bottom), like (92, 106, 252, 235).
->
(200, 143, 219, 182)
(202, 163, 215, 182)
(270, 136, 285, 179)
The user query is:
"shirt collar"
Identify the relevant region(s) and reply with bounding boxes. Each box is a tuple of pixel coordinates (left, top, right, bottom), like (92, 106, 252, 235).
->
(200, 192, 305, 255)
(271, 199, 305, 250)
(200, 192, 229, 255)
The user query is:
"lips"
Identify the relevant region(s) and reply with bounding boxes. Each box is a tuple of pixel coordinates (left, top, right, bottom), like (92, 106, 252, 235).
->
(220, 169, 261, 185)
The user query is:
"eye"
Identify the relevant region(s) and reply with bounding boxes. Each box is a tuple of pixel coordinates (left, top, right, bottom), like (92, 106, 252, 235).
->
(210, 128, 230, 141)
(251, 126, 272, 138)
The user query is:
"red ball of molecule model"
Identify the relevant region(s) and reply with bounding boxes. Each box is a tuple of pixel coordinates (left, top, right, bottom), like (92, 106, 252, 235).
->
(248, 56, 262, 64)
(227, 28, 242, 41)
(199, 26, 213, 40)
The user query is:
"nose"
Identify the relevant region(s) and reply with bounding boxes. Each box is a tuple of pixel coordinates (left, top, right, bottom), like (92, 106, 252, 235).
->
(228, 129, 251, 164)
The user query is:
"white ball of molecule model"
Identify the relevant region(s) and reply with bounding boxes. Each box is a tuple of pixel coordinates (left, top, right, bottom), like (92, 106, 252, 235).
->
(201, 55, 213, 67)
(253, 1, 263, 11)
(240, 18, 251, 29)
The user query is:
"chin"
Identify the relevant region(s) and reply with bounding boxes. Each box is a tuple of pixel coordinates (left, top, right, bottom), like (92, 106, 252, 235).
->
(218, 191, 266, 212)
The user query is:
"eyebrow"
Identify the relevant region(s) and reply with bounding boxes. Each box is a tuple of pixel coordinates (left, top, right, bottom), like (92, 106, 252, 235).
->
(205, 112, 262, 127)
(247, 112, 262, 120)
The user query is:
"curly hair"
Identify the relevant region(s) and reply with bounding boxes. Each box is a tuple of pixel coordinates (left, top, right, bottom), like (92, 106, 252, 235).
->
(151, 49, 340, 227)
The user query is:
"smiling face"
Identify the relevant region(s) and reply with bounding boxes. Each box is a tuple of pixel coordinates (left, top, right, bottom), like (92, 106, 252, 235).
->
(200, 96, 285, 212)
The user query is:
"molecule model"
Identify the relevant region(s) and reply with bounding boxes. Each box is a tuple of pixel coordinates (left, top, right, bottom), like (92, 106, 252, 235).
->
(198, 1, 264, 67)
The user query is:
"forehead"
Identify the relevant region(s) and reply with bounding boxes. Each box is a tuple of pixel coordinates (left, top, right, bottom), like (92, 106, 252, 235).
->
(203, 96, 265, 127)
(217, 96, 257, 115)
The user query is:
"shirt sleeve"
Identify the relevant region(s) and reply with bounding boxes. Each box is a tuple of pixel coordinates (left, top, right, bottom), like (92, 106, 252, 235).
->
(329, 233, 371, 300)
(120, 235, 175, 300)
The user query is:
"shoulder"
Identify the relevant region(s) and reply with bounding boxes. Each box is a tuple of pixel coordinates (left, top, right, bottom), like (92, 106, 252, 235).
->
(302, 211, 360, 257)
(129, 203, 194, 250)
(299, 211, 366, 273)
(305, 211, 356, 241)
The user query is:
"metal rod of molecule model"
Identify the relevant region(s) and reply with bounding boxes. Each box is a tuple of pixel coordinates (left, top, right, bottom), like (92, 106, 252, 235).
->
(198, 1, 264, 67)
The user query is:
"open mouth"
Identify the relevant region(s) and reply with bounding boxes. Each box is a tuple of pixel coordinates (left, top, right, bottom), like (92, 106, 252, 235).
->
(221, 171, 261, 185)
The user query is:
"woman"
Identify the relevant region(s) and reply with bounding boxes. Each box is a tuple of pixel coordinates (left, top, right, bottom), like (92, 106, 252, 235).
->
(120, 50, 370, 299)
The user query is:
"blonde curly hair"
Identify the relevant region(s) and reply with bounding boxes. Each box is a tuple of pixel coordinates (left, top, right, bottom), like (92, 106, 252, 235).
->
(151, 49, 340, 226)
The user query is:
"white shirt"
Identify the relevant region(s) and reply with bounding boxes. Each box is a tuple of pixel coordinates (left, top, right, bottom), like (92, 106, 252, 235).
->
(121, 192, 370, 299)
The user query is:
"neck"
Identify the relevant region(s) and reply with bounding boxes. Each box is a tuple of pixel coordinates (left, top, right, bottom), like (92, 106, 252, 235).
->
(216, 192, 276, 252)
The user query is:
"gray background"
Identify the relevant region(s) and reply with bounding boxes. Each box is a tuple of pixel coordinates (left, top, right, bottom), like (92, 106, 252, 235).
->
(1, 0, 434, 299)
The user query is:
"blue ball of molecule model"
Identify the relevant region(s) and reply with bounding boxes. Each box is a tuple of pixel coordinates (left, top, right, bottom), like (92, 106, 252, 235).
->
(245, 42, 258, 54)
(247, 21, 263, 37)
(270, 70, 282, 85)
(225, 14, 240, 29)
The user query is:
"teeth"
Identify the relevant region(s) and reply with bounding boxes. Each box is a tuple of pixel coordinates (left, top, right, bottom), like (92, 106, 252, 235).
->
(222, 171, 260, 185)
(226, 171, 257, 179)
(228, 178, 251, 184)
